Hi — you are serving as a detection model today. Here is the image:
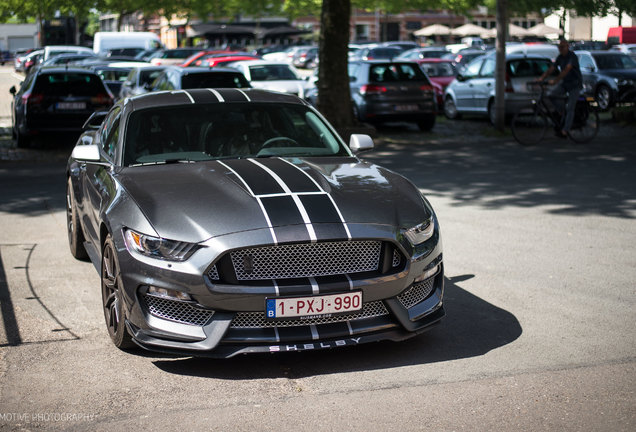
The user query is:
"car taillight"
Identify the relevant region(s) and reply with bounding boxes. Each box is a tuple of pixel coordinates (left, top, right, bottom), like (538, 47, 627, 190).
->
(22, 92, 43, 106)
(505, 73, 514, 93)
(92, 93, 113, 105)
(455, 55, 463, 63)
(360, 84, 386, 95)
(151, 59, 161, 65)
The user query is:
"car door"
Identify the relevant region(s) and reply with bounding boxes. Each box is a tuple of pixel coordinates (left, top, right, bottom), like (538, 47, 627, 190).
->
(82, 107, 121, 244)
(452, 57, 483, 110)
(471, 57, 495, 113)
(577, 53, 598, 96)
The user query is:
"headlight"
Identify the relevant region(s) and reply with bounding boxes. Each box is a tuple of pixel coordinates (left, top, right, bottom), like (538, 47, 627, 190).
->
(404, 219, 435, 245)
(124, 229, 200, 261)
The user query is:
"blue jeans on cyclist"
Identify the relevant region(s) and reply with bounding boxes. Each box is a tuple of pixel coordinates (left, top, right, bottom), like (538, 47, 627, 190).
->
(548, 84, 581, 134)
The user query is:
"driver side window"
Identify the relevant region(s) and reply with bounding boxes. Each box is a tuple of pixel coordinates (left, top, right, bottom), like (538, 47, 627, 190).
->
(100, 107, 121, 160)
(463, 59, 483, 79)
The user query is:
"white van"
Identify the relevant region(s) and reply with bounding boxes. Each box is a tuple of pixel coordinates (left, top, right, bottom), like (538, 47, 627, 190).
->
(93, 32, 162, 56)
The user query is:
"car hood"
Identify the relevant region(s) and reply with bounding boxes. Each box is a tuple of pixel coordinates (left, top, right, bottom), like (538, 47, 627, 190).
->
(116, 157, 429, 243)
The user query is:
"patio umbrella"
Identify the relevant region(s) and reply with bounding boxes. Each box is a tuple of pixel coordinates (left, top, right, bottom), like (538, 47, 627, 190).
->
(528, 23, 563, 37)
(481, 24, 533, 38)
(450, 23, 488, 37)
(413, 24, 451, 37)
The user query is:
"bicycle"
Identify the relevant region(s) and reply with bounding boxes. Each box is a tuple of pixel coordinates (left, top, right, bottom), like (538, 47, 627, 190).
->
(511, 81, 600, 145)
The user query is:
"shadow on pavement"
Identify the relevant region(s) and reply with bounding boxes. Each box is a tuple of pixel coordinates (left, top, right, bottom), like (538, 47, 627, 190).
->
(366, 118, 636, 219)
(151, 276, 522, 379)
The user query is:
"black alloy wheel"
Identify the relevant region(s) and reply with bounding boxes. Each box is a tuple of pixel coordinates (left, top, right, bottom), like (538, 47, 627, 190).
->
(101, 234, 135, 349)
(595, 84, 612, 111)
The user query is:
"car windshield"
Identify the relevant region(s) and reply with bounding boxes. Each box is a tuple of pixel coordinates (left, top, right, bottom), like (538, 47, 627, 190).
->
(123, 103, 349, 166)
(248, 65, 299, 81)
(181, 72, 250, 88)
(593, 54, 636, 69)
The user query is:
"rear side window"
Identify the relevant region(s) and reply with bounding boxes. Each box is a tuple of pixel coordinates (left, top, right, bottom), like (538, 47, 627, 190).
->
(369, 64, 429, 83)
(420, 62, 456, 77)
(248, 65, 298, 81)
(507, 59, 552, 78)
(33, 73, 107, 96)
(182, 73, 250, 88)
(139, 69, 164, 85)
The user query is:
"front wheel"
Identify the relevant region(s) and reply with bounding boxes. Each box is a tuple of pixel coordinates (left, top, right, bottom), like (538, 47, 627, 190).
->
(595, 85, 612, 111)
(511, 110, 548, 146)
(101, 234, 135, 350)
(66, 178, 88, 260)
(568, 106, 599, 143)
(444, 96, 461, 120)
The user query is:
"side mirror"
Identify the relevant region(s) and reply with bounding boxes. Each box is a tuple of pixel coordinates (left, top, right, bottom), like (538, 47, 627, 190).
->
(71, 144, 101, 162)
(456, 74, 466, 82)
(82, 111, 109, 130)
(9, 86, 16, 95)
(349, 134, 374, 153)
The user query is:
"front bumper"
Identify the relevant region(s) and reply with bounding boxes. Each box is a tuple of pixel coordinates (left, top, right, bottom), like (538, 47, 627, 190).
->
(114, 224, 444, 358)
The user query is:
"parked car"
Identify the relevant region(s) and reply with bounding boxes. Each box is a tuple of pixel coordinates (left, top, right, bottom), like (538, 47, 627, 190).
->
(9, 66, 114, 148)
(506, 43, 558, 60)
(196, 54, 261, 68)
(351, 46, 403, 61)
(346, 60, 437, 131)
(43, 45, 94, 62)
(441, 48, 486, 71)
(396, 47, 450, 60)
(610, 43, 636, 60)
(91, 65, 137, 99)
(416, 59, 458, 109)
(149, 66, 250, 91)
(148, 48, 202, 66)
(13, 48, 36, 71)
(18, 49, 44, 73)
(576, 50, 636, 110)
(65, 88, 444, 357)
(180, 49, 234, 67)
(443, 53, 556, 123)
(292, 46, 318, 68)
(119, 66, 167, 99)
(262, 45, 313, 63)
(226, 60, 305, 97)
(41, 53, 97, 66)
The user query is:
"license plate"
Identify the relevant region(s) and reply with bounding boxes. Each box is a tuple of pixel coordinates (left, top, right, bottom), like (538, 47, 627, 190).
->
(57, 102, 86, 110)
(266, 291, 362, 320)
(395, 104, 418, 112)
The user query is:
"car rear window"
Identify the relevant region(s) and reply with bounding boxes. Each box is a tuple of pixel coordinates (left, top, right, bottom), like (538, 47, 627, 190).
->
(182, 72, 250, 89)
(369, 63, 430, 83)
(507, 59, 552, 78)
(420, 62, 456, 77)
(33, 73, 107, 96)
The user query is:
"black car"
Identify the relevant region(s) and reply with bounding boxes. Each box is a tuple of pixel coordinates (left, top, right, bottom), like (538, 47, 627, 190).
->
(66, 88, 444, 357)
(149, 66, 251, 91)
(576, 50, 636, 110)
(348, 61, 437, 130)
(10, 66, 114, 148)
(119, 66, 167, 99)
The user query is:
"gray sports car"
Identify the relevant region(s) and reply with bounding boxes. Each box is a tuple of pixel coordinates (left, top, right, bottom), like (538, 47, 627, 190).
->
(66, 88, 444, 357)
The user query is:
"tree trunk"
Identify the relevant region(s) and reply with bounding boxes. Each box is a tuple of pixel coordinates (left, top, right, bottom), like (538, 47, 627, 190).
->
(317, 0, 354, 130)
(494, 0, 508, 132)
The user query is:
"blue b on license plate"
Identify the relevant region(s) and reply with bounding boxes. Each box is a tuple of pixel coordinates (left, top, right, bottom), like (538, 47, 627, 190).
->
(266, 291, 362, 319)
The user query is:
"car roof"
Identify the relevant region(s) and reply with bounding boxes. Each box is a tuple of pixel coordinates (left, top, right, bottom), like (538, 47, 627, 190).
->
(36, 65, 100, 74)
(164, 65, 244, 74)
(229, 60, 292, 66)
(126, 88, 308, 111)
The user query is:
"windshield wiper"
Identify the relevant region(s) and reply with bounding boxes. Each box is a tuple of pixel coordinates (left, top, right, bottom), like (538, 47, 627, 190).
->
(129, 159, 197, 167)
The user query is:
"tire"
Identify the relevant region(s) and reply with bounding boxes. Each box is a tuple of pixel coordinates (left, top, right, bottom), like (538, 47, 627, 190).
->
(511, 110, 548, 146)
(595, 84, 613, 111)
(568, 105, 600, 143)
(352, 103, 362, 122)
(15, 131, 30, 149)
(444, 96, 461, 119)
(66, 178, 89, 260)
(488, 100, 496, 125)
(417, 115, 436, 131)
(101, 234, 135, 350)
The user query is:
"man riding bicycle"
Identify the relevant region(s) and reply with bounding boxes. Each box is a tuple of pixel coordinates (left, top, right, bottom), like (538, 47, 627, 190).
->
(537, 39, 583, 138)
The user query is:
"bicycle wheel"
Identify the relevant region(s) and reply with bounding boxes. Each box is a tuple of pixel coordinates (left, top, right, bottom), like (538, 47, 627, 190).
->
(511, 110, 548, 146)
(568, 107, 599, 143)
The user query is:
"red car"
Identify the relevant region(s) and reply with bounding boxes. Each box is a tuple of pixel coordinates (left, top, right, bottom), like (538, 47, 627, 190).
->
(416, 59, 458, 110)
(180, 49, 235, 67)
(198, 54, 261, 67)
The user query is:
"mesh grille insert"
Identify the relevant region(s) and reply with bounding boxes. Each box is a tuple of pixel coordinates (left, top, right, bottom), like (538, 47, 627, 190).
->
(397, 278, 435, 309)
(143, 294, 214, 326)
(229, 240, 381, 280)
(230, 300, 389, 328)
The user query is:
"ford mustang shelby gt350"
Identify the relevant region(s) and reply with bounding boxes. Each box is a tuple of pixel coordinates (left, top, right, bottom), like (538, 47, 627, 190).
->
(66, 88, 444, 357)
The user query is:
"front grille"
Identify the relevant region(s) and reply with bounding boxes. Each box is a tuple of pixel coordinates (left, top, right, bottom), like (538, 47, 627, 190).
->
(229, 240, 382, 280)
(208, 265, 219, 280)
(230, 300, 389, 328)
(143, 294, 214, 326)
(397, 278, 435, 309)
